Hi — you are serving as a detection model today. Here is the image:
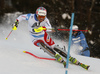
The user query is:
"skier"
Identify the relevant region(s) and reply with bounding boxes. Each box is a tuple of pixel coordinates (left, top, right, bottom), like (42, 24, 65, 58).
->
(12, 7, 89, 69)
(71, 25, 90, 57)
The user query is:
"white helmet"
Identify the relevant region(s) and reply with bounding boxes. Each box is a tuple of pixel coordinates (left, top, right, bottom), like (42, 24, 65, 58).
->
(36, 7, 47, 16)
(72, 25, 78, 30)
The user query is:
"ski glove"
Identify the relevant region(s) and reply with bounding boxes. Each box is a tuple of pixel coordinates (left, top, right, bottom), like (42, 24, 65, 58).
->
(12, 20, 19, 30)
(33, 26, 46, 33)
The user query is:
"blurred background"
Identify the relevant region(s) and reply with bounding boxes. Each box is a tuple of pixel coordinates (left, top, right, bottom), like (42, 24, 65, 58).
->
(0, 0, 100, 58)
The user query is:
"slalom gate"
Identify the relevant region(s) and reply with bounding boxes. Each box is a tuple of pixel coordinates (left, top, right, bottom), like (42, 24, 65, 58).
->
(65, 13, 74, 74)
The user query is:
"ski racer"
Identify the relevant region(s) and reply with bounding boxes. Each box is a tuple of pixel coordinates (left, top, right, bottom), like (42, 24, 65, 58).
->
(71, 25, 90, 57)
(12, 7, 89, 69)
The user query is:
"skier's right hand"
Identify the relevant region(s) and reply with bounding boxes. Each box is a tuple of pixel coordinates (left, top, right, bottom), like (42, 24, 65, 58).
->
(12, 20, 19, 30)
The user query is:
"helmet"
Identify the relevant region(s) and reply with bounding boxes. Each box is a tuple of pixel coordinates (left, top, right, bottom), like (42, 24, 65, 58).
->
(36, 7, 47, 16)
(72, 25, 78, 30)
(72, 25, 78, 36)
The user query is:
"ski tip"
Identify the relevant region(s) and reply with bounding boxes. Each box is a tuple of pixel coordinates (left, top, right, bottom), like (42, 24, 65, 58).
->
(23, 51, 26, 53)
(85, 65, 90, 70)
(87, 66, 90, 70)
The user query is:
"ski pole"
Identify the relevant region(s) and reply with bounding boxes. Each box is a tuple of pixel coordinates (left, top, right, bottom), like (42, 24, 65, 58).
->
(57, 29, 90, 32)
(42, 28, 90, 32)
(5, 30, 13, 40)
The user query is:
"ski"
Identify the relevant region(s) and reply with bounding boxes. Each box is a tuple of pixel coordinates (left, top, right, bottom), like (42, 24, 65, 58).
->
(79, 63, 90, 70)
(53, 46, 90, 70)
(23, 51, 56, 60)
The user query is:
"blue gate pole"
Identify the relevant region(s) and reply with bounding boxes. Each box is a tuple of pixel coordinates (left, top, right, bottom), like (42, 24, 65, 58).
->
(65, 13, 75, 74)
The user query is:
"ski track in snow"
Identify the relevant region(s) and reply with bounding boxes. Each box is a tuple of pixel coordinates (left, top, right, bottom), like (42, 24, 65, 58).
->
(0, 12, 100, 74)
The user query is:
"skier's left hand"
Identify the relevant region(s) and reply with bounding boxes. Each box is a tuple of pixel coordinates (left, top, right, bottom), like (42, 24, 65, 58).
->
(34, 26, 44, 33)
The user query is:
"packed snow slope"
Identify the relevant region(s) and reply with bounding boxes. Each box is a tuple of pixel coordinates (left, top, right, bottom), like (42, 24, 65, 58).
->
(0, 12, 100, 74)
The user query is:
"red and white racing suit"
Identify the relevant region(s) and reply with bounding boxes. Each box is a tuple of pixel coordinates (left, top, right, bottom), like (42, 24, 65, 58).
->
(16, 13, 55, 48)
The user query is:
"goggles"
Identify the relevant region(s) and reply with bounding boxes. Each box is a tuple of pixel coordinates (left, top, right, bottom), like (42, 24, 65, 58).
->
(37, 15, 46, 19)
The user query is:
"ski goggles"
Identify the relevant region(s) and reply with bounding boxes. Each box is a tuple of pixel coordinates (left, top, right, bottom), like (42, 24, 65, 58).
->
(37, 15, 46, 19)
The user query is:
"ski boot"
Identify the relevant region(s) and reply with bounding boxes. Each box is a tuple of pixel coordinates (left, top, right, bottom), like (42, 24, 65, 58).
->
(69, 56, 79, 65)
(55, 54, 66, 67)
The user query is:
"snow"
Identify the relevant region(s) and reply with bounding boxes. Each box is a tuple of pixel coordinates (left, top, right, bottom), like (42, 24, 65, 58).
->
(89, 40, 95, 44)
(0, 13, 100, 74)
(62, 13, 71, 19)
